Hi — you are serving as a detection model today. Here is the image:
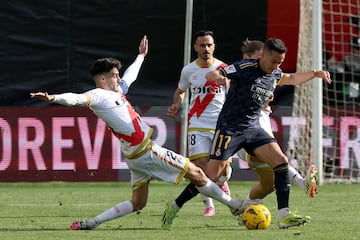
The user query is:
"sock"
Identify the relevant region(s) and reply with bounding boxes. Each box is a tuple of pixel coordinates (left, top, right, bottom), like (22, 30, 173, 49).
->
(200, 194, 215, 208)
(218, 165, 232, 185)
(196, 180, 241, 209)
(93, 200, 133, 225)
(244, 193, 263, 205)
(273, 163, 290, 210)
(278, 207, 291, 219)
(174, 182, 199, 208)
(288, 166, 305, 188)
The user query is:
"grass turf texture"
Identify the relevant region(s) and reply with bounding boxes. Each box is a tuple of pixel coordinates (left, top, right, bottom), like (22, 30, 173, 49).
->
(0, 181, 358, 240)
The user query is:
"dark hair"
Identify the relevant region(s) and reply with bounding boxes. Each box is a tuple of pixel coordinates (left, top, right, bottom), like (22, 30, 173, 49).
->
(193, 30, 215, 43)
(264, 38, 287, 54)
(90, 57, 122, 76)
(241, 38, 264, 56)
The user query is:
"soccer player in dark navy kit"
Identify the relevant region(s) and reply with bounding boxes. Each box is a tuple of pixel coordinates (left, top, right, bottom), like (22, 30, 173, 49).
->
(162, 38, 332, 229)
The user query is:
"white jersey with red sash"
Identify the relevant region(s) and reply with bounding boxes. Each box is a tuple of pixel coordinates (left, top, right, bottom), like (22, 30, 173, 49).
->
(85, 88, 153, 159)
(178, 58, 227, 131)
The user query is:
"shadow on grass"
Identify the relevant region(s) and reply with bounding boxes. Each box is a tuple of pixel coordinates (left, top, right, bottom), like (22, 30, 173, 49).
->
(0, 225, 243, 232)
(0, 215, 76, 219)
(0, 227, 163, 232)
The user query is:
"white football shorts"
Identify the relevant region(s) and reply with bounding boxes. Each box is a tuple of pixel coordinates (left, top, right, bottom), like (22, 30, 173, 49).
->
(126, 142, 190, 189)
(246, 110, 274, 169)
(187, 130, 213, 161)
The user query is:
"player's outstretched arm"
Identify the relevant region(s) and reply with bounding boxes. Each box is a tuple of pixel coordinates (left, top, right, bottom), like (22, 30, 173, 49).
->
(30, 92, 89, 106)
(281, 70, 332, 86)
(121, 35, 149, 89)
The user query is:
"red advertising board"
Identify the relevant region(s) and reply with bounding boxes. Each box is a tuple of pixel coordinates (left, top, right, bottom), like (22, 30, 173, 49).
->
(1, 106, 359, 182)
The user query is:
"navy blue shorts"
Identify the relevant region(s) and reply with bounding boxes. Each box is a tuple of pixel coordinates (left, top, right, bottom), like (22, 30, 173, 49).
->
(209, 127, 276, 161)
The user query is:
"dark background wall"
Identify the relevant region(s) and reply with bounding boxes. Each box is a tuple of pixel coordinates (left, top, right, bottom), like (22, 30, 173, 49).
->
(0, 0, 299, 107)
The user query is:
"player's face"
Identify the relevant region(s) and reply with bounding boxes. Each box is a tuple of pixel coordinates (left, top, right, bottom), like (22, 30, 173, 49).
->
(194, 35, 215, 60)
(103, 68, 121, 92)
(260, 49, 285, 74)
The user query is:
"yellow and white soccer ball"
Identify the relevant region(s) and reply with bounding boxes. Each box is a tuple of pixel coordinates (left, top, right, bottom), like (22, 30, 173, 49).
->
(242, 204, 271, 230)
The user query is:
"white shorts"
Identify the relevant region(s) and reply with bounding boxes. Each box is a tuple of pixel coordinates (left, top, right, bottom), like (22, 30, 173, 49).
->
(259, 110, 273, 137)
(187, 130, 213, 161)
(125, 142, 190, 189)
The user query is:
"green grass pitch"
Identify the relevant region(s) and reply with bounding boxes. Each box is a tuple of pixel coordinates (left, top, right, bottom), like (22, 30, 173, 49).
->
(0, 181, 358, 240)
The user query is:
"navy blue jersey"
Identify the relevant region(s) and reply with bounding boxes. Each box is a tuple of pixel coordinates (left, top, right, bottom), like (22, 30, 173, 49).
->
(218, 58, 283, 130)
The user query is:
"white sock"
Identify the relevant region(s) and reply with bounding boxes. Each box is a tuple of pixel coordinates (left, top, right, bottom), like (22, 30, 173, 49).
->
(288, 166, 305, 189)
(218, 165, 233, 185)
(244, 193, 263, 205)
(200, 194, 215, 208)
(172, 200, 180, 210)
(93, 200, 134, 225)
(196, 180, 240, 209)
(278, 207, 290, 219)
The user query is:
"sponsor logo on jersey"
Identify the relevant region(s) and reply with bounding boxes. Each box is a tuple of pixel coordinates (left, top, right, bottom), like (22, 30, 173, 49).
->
(250, 84, 273, 102)
(191, 85, 222, 94)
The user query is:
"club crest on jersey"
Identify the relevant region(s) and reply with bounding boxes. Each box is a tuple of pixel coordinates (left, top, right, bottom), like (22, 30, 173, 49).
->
(215, 149, 222, 157)
(115, 97, 126, 106)
(255, 78, 261, 84)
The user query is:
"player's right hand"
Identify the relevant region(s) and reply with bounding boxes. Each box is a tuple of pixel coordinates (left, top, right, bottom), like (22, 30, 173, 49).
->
(30, 92, 54, 102)
(167, 104, 180, 118)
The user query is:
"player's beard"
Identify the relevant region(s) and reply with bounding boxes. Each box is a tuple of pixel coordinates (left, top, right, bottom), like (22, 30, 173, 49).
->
(203, 52, 210, 58)
(201, 52, 212, 61)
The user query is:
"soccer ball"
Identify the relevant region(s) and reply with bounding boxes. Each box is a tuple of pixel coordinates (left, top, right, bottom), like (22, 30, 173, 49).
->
(242, 204, 271, 230)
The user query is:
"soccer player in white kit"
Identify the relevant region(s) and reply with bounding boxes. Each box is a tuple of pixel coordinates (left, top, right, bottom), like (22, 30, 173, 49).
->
(167, 30, 232, 217)
(30, 35, 244, 230)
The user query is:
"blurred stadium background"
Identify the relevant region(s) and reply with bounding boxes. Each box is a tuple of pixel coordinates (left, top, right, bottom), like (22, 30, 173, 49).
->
(0, 0, 359, 183)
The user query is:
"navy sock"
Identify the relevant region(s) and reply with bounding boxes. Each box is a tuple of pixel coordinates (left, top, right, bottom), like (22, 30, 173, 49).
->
(174, 182, 199, 208)
(273, 163, 290, 210)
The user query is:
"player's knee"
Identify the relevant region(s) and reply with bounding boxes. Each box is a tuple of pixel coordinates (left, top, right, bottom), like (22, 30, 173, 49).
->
(263, 185, 274, 195)
(279, 154, 289, 164)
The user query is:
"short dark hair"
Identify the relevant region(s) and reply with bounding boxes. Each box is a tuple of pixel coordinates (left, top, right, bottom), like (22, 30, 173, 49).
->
(90, 57, 122, 76)
(241, 38, 264, 56)
(193, 30, 215, 43)
(264, 38, 287, 54)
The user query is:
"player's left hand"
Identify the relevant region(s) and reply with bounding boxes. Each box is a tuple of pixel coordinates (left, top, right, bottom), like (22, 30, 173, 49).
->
(313, 70, 332, 84)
